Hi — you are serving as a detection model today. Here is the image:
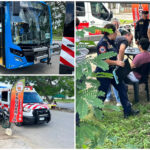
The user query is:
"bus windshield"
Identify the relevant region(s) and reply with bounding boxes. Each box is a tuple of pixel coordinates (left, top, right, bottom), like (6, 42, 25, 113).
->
(10, 2, 50, 45)
(23, 92, 44, 103)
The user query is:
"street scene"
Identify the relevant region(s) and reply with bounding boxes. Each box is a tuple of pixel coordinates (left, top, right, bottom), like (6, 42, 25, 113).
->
(0, 110, 74, 149)
(0, 53, 60, 74)
(76, 2, 150, 149)
(0, 1, 74, 74)
(0, 76, 74, 149)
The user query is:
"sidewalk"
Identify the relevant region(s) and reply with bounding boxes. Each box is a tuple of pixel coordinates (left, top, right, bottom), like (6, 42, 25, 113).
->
(0, 126, 30, 149)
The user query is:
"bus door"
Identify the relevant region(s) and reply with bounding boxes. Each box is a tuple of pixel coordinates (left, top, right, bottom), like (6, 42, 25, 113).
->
(0, 6, 5, 66)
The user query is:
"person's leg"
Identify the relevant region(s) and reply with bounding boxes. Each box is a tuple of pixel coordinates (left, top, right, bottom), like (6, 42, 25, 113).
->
(105, 85, 112, 101)
(111, 79, 132, 115)
(97, 77, 111, 102)
(112, 86, 121, 104)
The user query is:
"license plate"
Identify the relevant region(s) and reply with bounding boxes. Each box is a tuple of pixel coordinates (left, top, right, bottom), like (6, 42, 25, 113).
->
(39, 117, 45, 121)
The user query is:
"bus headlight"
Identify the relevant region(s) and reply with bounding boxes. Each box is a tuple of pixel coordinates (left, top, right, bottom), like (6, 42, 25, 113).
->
(15, 56, 23, 62)
(10, 48, 24, 57)
(23, 107, 31, 112)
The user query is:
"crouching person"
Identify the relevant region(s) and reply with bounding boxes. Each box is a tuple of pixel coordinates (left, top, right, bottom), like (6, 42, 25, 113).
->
(95, 24, 139, 118)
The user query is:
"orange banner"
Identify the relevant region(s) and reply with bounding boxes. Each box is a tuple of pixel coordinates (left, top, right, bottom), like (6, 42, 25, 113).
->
(132, 4, 149, 27)
(9, 79, 25, 123)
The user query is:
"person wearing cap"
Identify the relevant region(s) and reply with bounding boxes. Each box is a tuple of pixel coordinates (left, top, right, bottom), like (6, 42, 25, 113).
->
(95, 23, 139, 118)
(135, 10, 150, 45)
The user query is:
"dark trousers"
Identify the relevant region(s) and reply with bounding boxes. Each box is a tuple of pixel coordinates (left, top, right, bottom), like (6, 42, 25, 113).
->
(97, 77, 132, 115)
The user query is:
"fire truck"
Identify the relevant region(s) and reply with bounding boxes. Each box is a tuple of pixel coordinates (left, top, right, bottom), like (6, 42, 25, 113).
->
(0, 86, 51, 126)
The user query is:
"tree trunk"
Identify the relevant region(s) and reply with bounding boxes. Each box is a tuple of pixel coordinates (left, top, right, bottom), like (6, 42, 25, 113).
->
(45, 95, 53, 104)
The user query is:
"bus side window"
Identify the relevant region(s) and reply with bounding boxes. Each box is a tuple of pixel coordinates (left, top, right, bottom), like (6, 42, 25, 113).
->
(2, 91, 8, 102)
(76, 2, 85, 17)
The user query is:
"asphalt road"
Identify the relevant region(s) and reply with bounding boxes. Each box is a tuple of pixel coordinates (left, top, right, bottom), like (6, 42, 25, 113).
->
(0, 54, 60, 74)
(57, 102, 74, 111)
(12, 110, 74, 149)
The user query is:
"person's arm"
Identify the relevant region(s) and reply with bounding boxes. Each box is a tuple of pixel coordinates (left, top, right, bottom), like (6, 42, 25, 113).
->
(130, 62, 136, 69)
(105, 59, 125, 67)
(147, 25, 150, 41)
(117, 43, 126, 61)
(130, 54, 140, 69)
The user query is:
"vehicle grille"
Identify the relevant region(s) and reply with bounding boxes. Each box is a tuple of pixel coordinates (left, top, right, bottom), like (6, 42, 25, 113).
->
(35, 50, 48, 57)
(19, 45, 49, 62)
(32, 109, 49, 116)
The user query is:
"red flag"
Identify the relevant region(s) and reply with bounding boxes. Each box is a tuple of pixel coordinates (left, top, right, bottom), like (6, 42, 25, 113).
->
(9, 79, 25, 123)
(132, 4, 149, 28)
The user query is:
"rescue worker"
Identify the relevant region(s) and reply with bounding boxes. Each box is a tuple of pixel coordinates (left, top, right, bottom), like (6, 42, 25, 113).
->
(116, 31, 133, 61)
(105, 18, 121, 106)
(135, 10, 150, 45)
(95, 24, 139, 118)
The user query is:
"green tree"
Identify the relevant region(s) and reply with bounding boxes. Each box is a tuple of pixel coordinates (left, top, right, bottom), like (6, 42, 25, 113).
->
(0, 76, 74, 103)
(76, 26, 120, 148)
(46, 2, 65, 37)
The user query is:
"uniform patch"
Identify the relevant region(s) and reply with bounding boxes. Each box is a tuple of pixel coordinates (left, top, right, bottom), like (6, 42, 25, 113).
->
(99, 46, 106, 53)
(139, 22, 143, 25)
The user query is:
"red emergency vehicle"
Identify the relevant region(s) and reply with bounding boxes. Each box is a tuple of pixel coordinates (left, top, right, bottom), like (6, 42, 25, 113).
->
(0, 86, 51, 125)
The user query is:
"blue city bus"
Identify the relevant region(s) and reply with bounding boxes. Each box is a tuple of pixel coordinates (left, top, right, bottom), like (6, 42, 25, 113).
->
(0, 1, 52, 69)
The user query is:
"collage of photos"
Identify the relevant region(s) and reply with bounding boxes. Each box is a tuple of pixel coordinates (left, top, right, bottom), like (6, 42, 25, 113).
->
(0, 1, 74, 149)
(1, 0, 150, 149)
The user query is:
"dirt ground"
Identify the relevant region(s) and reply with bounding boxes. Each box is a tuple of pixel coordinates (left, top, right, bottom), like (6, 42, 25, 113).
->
(0, 125, 31, 149)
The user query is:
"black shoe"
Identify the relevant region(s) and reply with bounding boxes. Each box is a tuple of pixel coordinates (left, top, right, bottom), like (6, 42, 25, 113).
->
(124, 109, 140, 118)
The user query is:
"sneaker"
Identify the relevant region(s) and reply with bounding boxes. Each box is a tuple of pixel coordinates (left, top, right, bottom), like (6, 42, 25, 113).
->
(124, 109, 140, 118)
(116, 102, 122, 107)
(105, 99, 110, 103)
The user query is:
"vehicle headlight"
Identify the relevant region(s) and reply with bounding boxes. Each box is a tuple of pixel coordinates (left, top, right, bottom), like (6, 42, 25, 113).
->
(23, 107, 31, 112)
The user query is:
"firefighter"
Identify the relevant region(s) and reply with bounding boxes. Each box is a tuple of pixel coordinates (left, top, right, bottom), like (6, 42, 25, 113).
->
(135, 10, 150, 45)
(95, 24, 139, 118)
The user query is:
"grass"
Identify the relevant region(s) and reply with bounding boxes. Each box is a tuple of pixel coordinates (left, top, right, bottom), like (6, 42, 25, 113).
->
(120, 19, 133, 24)
(99, 103, 150, 148)
(54, 99, 74, 103)
(96, 84, 150, 149)
(53, 36, 62, 41)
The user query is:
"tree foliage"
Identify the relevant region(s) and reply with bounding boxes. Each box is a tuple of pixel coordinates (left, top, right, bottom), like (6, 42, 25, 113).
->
(47, 2, 65, 37)
(76, 26, 120, 148)
(0, 76, 74, 103)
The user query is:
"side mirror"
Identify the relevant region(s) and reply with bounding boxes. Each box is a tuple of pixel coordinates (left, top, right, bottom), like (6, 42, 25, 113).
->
(107, 11, 113, 21)
(13, 2, 20, 16)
